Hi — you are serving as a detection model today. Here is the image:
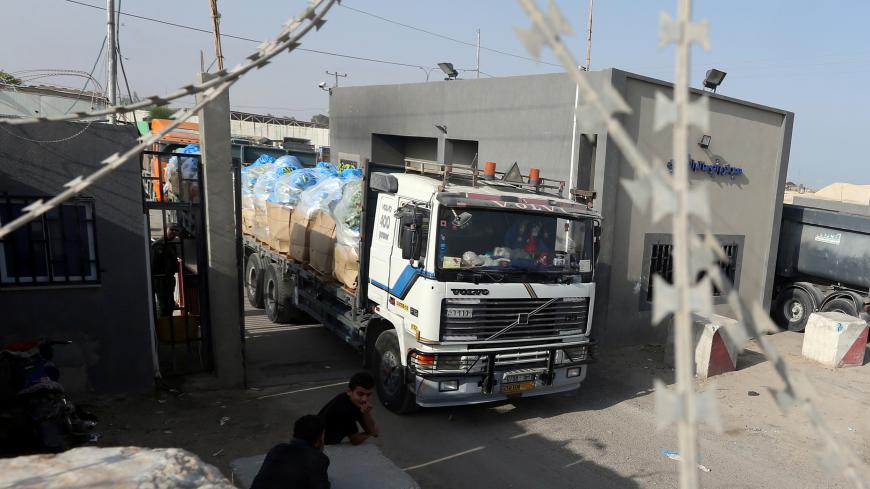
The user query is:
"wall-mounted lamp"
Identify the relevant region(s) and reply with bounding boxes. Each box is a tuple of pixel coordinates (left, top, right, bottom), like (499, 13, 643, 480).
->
(703, 69, 726, 93)
(698, 134, 712, 149)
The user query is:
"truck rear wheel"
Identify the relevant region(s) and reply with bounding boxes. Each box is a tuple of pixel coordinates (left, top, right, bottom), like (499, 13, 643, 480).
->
(821, 297, 859, 317)
(774, 287, 814, 332)
(374, 330, 417, 414)
(245, 254, 265, 309)
(264, 264, 296, 324)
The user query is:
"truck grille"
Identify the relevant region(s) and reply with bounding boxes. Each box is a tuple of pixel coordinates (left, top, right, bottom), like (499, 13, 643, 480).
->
(440, 297, 589, 342)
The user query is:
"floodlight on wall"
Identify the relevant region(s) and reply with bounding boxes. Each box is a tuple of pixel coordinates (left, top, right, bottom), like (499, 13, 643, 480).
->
(438, 62, 459, 80)
(698, 134, 712, 149)
(703, 69, 727, 93)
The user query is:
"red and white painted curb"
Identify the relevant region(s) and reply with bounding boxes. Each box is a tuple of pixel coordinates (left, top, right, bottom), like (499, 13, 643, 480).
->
(802, 312, 868, 368)
(666, 314, 743, 380)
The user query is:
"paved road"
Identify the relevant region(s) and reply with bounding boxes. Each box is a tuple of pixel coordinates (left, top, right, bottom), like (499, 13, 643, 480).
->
(239, 309, 870, 489)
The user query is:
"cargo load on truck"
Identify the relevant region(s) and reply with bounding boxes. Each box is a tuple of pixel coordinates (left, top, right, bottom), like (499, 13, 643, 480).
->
(241, 157, 364, 288)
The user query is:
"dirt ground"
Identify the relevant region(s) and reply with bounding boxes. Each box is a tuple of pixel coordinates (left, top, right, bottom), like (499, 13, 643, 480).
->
(87, 311, 870, 488)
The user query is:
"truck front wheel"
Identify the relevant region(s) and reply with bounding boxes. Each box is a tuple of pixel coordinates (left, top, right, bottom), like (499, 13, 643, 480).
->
(374, 330, 417, 414)
(774, 287, 814, 332)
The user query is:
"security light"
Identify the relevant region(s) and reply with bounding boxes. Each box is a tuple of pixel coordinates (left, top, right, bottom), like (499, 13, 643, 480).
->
(438, 62, 459, 80)
(698, 134, 712, 148)
(703, 69, 727, 93)
(318, 81, 327, 89)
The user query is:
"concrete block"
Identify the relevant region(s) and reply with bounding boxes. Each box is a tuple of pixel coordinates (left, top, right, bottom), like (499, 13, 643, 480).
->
(801, 312, 868, 368)
(665, 314, 744, 380)
(231, 443, 419, 489)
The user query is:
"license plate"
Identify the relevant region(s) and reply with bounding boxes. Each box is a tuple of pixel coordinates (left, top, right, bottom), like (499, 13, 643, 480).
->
(503, 372, 536, 383)
(446, 308, 473, 319)
(502, 381, 535, 394)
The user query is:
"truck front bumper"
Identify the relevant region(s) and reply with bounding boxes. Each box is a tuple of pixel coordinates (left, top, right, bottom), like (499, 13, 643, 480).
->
(407, 341, 596, 408)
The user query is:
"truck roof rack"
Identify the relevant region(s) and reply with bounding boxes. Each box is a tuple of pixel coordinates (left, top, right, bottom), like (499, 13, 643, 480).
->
(403, 158, 569, 199)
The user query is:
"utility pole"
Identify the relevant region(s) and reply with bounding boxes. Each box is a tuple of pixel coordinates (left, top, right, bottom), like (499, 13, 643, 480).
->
(208, 0, 225, 71)
(106, 0, 117, 123)
(476, 29, 481, 79)
(585, 0, 594, 71)
(325, 70, 347, 89)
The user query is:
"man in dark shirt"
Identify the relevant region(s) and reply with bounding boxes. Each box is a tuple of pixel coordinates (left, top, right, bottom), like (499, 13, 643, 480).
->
(251, 414, 330, 489)
(318, 372, 379, 445)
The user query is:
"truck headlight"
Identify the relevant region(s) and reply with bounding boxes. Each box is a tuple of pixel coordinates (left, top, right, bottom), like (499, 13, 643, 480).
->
(557, 345, 588, 364)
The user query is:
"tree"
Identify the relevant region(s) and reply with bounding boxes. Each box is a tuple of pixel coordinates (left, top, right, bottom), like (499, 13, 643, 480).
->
(148, 105, 176, 120)
(0, 70, 22, 87)
(311, 114, 329, 126)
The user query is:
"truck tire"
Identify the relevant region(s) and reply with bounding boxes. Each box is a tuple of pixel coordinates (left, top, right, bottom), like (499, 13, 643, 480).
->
(264, 264, 296, 324)
(245, 254, 265, 309)
(821, 297, 859, 317)
(374, 330, 417, 414)
(774, 287, 814, 332)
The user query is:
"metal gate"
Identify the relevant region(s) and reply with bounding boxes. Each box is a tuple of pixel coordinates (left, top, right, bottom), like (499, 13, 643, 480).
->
(141, 150, 211, 375)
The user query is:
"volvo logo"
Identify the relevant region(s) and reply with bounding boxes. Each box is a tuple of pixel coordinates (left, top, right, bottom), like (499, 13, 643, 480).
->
(451, 288, 489, 296)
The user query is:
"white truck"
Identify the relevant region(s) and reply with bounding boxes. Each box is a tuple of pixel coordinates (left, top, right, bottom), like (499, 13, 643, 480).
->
(243, 159, 601, 413)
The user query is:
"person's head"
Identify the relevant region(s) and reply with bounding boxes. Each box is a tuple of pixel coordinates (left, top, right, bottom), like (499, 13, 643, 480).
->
(293, 414, 325, 449)
(165, 224, 180, 240)
(346, 371, 375, 409)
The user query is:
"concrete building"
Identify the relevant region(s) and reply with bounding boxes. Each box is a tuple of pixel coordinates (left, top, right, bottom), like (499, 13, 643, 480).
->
(0, 121, 154, 393)
(330, 69, 793, 346)
(0, 84, 109, 119)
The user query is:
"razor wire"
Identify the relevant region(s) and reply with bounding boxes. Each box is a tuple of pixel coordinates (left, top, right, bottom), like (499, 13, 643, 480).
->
(515, 1, 868, 488)
(0, 0, 334, 127)
(0, 0, 336, 241)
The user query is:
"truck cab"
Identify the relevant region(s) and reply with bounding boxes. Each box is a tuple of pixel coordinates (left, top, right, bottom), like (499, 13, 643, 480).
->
(363, 163, 600, 411)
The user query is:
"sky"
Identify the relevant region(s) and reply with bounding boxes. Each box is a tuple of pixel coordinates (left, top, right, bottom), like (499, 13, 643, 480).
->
(3, 0, 869, 189)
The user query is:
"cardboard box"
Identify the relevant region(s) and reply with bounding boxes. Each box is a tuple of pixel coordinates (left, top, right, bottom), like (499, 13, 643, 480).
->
(253, 204, 270, 242)
(242, 208, 255, 236)
(334, 243, 359, 290)
(309, 210, 337, 276)
(241, 194, 254, 210)
(266, 202, 292, 242)
(289, 210, 311, 263)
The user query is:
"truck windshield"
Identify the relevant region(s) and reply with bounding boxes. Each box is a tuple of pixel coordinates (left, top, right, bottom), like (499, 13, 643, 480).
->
(435, 207, 596, 283)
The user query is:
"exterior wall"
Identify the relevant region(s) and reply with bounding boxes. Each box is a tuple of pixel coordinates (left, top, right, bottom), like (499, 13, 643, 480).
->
(183, 114, 330, 148)
(329, 70, 792, 346)
(0, 122, 154, 394)
(0, 87, 108, 119)
(603, 72, 793, 345)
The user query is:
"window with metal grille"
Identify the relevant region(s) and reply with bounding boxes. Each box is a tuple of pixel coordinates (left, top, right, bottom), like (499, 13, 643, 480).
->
(646, 242, 739, 301)
(0, 197, 100, 286)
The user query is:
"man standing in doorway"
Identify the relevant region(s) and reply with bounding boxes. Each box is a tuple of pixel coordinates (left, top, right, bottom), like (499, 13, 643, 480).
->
(318, 372, 380, 445)
(152, 223, 180, 316)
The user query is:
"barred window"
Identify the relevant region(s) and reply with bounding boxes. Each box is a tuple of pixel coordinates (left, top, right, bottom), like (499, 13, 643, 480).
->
(0, 197, 99, 286)
(646, 241, 739, 300)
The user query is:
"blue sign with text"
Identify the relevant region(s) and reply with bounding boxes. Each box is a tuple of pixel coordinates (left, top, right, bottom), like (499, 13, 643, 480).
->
(667, 157, 744, 179)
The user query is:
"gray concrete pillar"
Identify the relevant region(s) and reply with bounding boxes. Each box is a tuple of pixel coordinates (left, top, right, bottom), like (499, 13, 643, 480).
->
(197, 72, 245, 388)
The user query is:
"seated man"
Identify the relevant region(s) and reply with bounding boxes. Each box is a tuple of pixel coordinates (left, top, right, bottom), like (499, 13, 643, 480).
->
(318, 372, 379, 445)
(251, 414, 330, 489)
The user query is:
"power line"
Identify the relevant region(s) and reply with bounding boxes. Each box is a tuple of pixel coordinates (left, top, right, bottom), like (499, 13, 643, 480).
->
(339, 3, 563, 68)
(64, 0, 430, 71)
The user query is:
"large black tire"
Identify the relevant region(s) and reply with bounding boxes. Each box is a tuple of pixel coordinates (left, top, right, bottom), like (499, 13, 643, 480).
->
(774, 287, 815, 332)
(821, 297, 859, 317)
(245, 254, 265, 309)
(374, 330, 417, 414)
(264, 264, 296, 324)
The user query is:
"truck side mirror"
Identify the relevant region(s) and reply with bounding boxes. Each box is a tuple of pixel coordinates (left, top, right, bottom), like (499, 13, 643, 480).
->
(400, 214, 422, 261)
